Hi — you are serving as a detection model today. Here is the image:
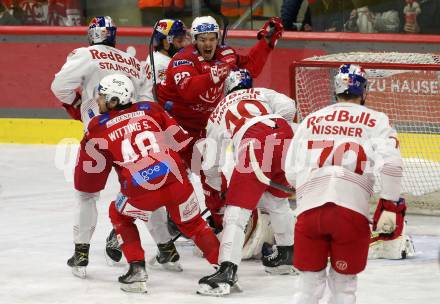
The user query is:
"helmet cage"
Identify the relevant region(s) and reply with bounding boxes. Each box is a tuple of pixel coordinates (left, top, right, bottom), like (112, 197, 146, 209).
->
(88, 16, 117, 46)
(225, 69, 253, 95)
(334, 64, 368, 97)
(153, 19, 187, 50)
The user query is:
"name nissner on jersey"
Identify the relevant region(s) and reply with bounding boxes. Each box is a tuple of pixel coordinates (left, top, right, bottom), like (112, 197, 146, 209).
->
(90, 49, 141, 79)
(307, 110, 376, 138)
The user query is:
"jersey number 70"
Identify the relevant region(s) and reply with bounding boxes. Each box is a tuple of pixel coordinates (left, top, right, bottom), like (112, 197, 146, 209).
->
(307, 140, 367, 175)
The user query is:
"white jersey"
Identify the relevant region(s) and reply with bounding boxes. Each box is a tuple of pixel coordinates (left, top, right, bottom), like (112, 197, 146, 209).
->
(143, 51, 171, 100)
(203, 88, 296, 190)
(51, 44, 149, 129)
(285, 102, 403, 218)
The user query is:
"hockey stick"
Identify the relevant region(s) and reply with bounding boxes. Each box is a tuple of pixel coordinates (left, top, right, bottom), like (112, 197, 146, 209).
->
(148, 22, 160, 101)
(203, 0, 229, 46)
(171, 207, 210, 242)
(220, 15, 229, 46)
(248, 142, 295, 194)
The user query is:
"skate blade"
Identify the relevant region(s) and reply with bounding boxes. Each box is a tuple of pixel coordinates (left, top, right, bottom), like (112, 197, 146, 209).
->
(147, 256, 183, 272)
(71, 266, 87, 279)
(264, 265, 299, 275)
(196, 282, 242, 296)
(120, 281, 148, 293)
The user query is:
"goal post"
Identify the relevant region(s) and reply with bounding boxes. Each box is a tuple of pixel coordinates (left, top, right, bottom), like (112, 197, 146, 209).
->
(290, 52, 440, 215)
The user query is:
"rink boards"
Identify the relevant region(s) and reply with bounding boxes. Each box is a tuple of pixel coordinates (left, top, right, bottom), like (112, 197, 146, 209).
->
(0, 118, 439, 162)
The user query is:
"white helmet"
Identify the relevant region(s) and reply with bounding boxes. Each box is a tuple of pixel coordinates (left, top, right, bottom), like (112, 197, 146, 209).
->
(190, 16, 220, 43)
(98, 74, 134, 106)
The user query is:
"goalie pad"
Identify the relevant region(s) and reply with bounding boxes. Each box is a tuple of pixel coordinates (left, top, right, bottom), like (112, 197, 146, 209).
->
(369, 222, 416, 260)
(193, 209, 271, 260)
(242, 209, 275, 260)
(200, 209, 274, 260)
(373, 198, 406, 238)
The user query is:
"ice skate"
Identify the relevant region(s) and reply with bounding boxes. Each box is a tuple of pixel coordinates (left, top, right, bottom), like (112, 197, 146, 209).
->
(147, 240, 183, 272)
(105, 229, 122, 265)
(119, 261, 148, 293)
(67, 243, 90, 279)
(262, 245, 298, 275)
(197, 262, 242, 296)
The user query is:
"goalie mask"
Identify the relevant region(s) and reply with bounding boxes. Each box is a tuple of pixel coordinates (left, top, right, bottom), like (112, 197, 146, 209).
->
(152, 19, 187, 56)
(88, 16, 117, 47)
(334, 64, 368, 103)
(98, 74, 134, 106)
(224, 69, 253, 95)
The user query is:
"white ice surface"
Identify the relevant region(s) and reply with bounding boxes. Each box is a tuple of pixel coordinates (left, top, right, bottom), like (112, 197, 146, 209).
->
(0, 144, 439, 304)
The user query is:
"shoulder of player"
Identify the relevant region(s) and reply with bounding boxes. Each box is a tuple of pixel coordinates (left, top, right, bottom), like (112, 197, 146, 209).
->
(133, 101, 165, 114)
(253, 87, 276, 96)
(369, 108, 391, 127)
(86, 45, 140, 61)
(87, 113, 112, 135)
(172, 45, 194, 59)
(170, 46, 199, 65)
(66, 46, 89, 59)
(152, 51, 171, 68)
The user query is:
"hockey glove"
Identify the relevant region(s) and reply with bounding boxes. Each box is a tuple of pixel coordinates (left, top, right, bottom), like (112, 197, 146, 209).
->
(62, 92, 82, 121)
(209, 62, 231, 84)
(202, 182, 226, 230)
(257, 17, 284, 48)
(373, 198, 406, 239)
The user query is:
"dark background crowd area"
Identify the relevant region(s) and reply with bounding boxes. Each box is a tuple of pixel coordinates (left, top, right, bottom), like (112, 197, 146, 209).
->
(1, 0, 439, 34)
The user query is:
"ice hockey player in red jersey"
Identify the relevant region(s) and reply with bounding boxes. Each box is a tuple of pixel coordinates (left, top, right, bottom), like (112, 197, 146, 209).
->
(86, 74, 220, 293)
(158, 15, 284, 231)
(104, 18, 190, 272)
(285, 64, 406, 304)
(196, 70, 297, 296)
(157, 15, 284, 166)
(51, 16, 181, 278)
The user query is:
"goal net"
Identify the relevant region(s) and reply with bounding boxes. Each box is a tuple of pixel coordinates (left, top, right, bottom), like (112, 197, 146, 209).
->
(291, 52, 440, 215)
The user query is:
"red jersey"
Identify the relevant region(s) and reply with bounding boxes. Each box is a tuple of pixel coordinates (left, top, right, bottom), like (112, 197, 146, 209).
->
(86, 102, 190, 199)
(157, 39, 272, 136)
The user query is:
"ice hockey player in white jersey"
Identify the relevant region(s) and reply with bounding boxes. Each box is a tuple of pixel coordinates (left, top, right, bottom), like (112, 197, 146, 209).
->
(285, 64, 407, 304)
(50, 16, 173, 278)
(51, 16, 149, 129)
(197, 70, 297, 296)
(144, 18, 189, 100)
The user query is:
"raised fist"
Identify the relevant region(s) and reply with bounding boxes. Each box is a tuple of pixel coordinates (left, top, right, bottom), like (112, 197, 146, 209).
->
(257, 17, 284, 48)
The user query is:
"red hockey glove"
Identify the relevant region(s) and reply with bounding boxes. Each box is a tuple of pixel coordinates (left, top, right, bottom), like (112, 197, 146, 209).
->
(257, 17, 284, 48)
(202, 181, 226, 230)
(209, 62, 231, 84)
(62, 92, 82, 121)
(372, 198, 406, 239)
